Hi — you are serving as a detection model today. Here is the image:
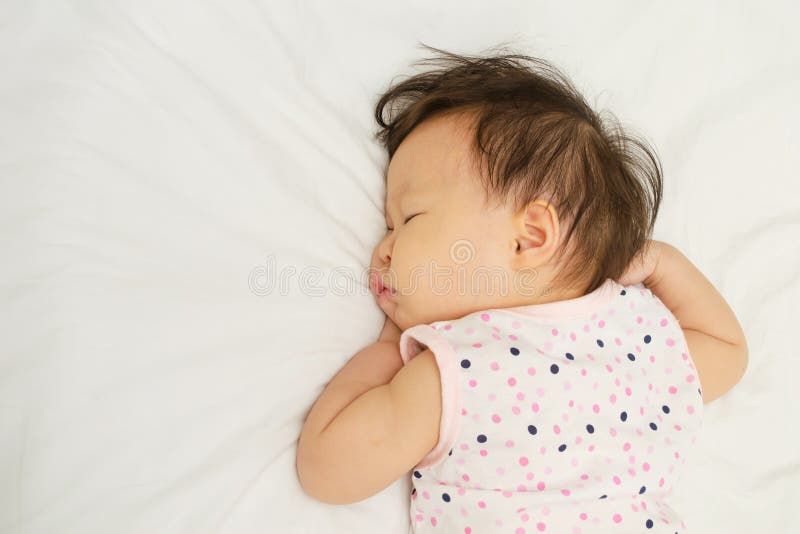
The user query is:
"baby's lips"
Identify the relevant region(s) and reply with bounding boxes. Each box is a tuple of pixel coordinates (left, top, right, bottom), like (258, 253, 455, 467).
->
(369, 272, 377, 294)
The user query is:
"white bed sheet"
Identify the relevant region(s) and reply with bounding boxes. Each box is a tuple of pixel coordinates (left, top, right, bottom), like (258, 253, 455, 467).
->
(1, 1, 798, 533)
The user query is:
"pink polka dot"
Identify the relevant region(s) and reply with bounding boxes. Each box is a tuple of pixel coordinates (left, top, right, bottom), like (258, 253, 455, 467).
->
(505, 440, 515, 447)
(660, 318, 668, 326)
(527, 367, 536, 376)
(490, 361, 500, 371)
(516, 392, 525, 400)
(668, 386, 678, 394)
(666, 338, 675, 347)
(431, 517, 437, 526)
(553, 425, 561, 435)
(512, 406, 521, 415)
(579, 513, 588, 520)
(636, 316, 643, 324)
(526, 472, 534, 480)
(537, 481, 546, 490)
(472, 343, 482, 348)
(465, 528, 471, 534)
(462, 474, 470, 481)
(469, 379, 477, 387)
(516, 528, 525, 534)
(480, 449, 488, 456)
(509, 334, 518, 340)
(531, 402, 540, 413)
(686, 374, 695, 383)
(537, 522, 547, 531)
(508, 377, 517, 386)
(609, 394, 617, 404)
(480, 313, 490, 322)
(416, 514, 423, 522)
(598, 320, 605, 328)
(444, 324, 452, 330)
(521, 513, 530, 521)
(643, 462, 651, 472)
(592, 404, 600, 413)
(512, 320, 521, 329)
(551, 328, 558, 336)
(478, 501, 486, 508)
(570, 332, 577, 341)
(561, 489, 571, 496)
(465, 327, 474, 334)
(492, 414, 501, 423)
(613, 513, 622, 523)
(519, 456, 529, 466)
(613, 475, 621, 485)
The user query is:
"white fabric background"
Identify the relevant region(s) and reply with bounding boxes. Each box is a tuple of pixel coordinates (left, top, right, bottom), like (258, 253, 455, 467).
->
(1, 1, 798, 533)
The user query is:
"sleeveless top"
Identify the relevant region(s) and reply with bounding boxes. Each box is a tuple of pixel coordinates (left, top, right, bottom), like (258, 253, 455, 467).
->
(398, 279, 703, 534)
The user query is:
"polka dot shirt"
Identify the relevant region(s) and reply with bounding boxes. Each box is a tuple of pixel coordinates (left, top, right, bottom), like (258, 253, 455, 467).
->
(398, 279, 703, 534)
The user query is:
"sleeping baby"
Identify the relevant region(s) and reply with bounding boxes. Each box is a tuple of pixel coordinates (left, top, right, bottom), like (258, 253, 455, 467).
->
(296, 44, 748, 534)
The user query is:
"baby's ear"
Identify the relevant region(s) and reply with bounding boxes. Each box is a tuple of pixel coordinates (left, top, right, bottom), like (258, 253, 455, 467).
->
(513, 199, 560, 256)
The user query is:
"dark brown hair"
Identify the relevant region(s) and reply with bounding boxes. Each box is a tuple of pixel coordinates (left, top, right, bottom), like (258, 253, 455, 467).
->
(373, 43, 663, 295)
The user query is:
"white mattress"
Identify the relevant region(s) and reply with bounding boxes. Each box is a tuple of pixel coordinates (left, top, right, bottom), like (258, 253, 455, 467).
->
(1, 1, 798, 533)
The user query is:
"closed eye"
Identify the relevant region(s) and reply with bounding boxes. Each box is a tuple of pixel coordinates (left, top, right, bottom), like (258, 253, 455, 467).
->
(404, 212, 423, 224)
(386, 212, 424, 232)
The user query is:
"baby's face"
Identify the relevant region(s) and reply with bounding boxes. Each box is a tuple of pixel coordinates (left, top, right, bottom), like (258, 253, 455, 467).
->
(370, 113, 537, 331)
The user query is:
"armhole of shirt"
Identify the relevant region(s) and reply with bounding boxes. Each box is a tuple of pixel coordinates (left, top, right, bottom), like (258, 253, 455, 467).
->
(399, 324, 462, 470)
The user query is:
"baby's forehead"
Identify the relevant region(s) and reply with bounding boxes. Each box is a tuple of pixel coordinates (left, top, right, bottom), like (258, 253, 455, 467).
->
(384, 112, 487, 209)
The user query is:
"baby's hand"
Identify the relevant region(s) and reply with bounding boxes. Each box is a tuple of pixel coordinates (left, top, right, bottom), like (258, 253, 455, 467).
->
(378, 316, 403, 343)
(617, 239, 665, 287)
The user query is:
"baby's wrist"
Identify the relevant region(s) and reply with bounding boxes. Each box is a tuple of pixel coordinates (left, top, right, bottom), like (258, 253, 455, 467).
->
(645, 241, 679, 290)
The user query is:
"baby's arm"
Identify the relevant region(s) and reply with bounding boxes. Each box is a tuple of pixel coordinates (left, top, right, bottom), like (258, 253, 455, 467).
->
(627, 241, 749, 404)
(295, 316, 442, 504)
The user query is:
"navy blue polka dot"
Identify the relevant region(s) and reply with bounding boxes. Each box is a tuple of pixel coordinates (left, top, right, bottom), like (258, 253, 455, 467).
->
(621, 289, 627, 296)
(477, 434, 487, 443)
(565, 352, 574, 360)
(411, 488, 416, 495)
(649, 422, 658, 431)
(558, 444, 567, 452)
(510, 347, 520, 356)
(620, 411, 628, 422)
(460, 359, 471, 369)
(644, 334, 652, 344)
(442, 493, 451, 502)
(662, 405, 670, 414)
(550, 364, 559, 374)
(646, 519, 654, 528)
(596, 339, 604, 348)
(627, 353, 636, 361)
(639, 486, 646, 494)
(413, 470, 422, 479)
(586, 424, 595, 434)
(527, 425, 538, 435)
(448, 449, 453, 456)
(599, 494, 607, 499)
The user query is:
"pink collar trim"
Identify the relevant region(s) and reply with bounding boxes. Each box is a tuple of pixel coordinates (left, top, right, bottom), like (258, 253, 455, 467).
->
(498, 278, 622, 321)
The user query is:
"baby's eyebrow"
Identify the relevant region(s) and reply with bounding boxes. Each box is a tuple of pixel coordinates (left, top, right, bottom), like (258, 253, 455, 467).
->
(384, 189, 418, 226)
